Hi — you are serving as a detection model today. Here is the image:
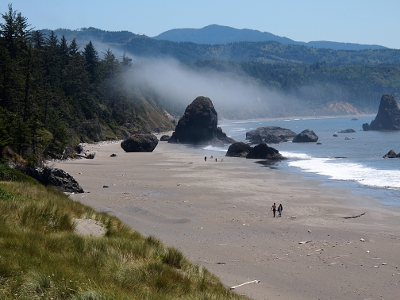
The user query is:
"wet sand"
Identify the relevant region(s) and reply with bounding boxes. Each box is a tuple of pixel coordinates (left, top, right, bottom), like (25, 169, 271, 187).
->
(54, 139, 400, 300)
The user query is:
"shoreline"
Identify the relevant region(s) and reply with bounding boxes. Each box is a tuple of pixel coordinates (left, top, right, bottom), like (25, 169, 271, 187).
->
(54, 140, 400, 300)
(219, 113, 376, 124)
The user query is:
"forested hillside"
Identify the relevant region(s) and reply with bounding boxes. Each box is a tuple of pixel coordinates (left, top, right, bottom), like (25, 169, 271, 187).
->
(48, 27, 400, 119)
(0, 5, 173, 165)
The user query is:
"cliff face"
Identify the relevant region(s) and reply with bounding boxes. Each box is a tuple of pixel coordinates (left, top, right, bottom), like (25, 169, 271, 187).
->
(368, 94, 400, 130)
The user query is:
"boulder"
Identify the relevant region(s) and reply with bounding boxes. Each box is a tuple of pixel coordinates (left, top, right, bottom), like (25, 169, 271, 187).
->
(246, 126, 297, 144)
(368, 94, 400, 130)
(85, 151, 96, 159)
(383, 150, 400, 158)
(338, 129, 356, 133)
(168, 96, 235, 145)
(25, 167, 84, 193)
(226, 142, 252, 157)
(160, 135, 170, 141)
(292, 129, 319, 143)
(246, 142, 284, 160)
(121, 134, 158, 152)
(75, 144, 84, 154)
(362, 123, 370, 131)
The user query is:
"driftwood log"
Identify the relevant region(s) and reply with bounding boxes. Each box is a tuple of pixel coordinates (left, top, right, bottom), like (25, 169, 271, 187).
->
(343, 212, 366, 219)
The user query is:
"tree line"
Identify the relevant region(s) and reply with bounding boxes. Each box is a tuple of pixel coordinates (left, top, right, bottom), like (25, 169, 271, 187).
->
(0, 5, 173, 165)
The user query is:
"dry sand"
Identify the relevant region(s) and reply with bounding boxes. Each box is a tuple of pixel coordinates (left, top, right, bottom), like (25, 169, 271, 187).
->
(53, 138, 400, 300)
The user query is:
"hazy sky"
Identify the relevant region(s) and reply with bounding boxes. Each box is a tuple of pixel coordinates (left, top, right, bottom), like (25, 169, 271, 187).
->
(4, 0, 400, 49)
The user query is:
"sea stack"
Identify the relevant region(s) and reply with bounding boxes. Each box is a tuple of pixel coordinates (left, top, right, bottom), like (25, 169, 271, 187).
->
(365, 94, 400, 131)
(168, 96, 235, 145)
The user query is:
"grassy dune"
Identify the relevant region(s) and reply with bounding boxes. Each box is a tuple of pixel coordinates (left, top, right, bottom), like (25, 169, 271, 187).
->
(0, 168, 249, 299)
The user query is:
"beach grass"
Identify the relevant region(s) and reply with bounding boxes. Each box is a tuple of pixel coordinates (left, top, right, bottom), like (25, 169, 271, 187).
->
(0, 176, 249, 299)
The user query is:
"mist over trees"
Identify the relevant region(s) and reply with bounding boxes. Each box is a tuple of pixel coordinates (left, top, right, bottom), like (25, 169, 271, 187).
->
(0, 5, 173, 165)
(47, 27, 400, 118)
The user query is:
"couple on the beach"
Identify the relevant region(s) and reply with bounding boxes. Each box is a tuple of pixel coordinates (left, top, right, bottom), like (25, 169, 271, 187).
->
(271, 203, 283, 217)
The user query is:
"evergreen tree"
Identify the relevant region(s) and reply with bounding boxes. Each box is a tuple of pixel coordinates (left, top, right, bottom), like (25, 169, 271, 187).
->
(0, 4, 30, 59)
(83, 41, 99, 83)
(68, 38, 79, 56)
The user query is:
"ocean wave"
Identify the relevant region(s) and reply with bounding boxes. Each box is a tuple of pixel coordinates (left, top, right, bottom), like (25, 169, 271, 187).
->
(287, 155, 400, 190)
(203, 145, 228, 152)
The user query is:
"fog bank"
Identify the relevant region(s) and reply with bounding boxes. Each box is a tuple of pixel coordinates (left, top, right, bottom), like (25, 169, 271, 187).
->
(123, 56, 296, 118)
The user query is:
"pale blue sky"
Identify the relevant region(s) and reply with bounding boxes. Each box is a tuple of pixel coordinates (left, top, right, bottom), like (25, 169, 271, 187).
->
(3, 0, 400, 48)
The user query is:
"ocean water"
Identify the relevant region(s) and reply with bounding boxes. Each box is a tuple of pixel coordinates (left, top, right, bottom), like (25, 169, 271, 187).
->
(214, 116, 400, 207)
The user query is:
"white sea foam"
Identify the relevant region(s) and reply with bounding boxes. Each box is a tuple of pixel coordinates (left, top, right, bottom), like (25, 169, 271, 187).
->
(231, 127, 247, 132)
(286, 153, 400, 190)
(203, 145, 228, 152)
(280, 151, 310, 160)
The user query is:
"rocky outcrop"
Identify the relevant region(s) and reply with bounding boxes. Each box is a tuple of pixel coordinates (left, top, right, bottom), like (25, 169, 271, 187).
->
(226, 142, 252, 157)
(383, 150, 400, 158)
(25, 167, 84, 193)
(121, 134, 158, 152)
(168, 96, 235, 145)
(226, 142, 284, 160)
(367, 94, 400, 131)
(292, 129, 319, 143)
(246, 126, 297, 144)
(338, 129, 356, 133)
(246, 142, 284, 160)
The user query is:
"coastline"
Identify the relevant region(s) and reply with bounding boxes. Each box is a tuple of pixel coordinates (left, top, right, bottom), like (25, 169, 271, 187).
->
(54, 139, 400, 300)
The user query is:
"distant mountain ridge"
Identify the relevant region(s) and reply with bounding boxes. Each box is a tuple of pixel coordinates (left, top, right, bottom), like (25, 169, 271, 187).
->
(154, 24, 387, 51)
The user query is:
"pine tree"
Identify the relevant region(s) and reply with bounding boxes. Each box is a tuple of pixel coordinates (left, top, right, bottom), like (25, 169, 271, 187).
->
(83, 41, 99, 83)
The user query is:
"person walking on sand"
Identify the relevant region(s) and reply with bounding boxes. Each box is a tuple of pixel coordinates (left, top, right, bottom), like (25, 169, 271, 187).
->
(271, 203, 277, 217)
(278, 203, 283, 217)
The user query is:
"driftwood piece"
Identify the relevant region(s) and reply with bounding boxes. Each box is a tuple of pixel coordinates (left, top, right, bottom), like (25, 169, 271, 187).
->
(299, 240, 311, 244)
(343, 212, 366, 219)
(230, 280, 260, 290)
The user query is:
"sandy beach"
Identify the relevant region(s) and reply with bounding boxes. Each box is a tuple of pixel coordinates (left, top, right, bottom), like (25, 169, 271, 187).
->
(54, 138, 400, 300)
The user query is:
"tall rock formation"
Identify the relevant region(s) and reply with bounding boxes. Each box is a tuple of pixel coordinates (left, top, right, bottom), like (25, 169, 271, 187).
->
(366, 94, 400, 130)
(168, 96, 235, 145)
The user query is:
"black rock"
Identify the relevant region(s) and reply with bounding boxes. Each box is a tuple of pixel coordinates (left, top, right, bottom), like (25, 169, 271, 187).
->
(246, 126, 297, 144)
(383, 150, 400, 158)
(226, 142, 252, 157)
(25, 167, 84, 193)
(75, 144, 84, 154)
(246, 142, 284, 160)
(168, 96, 235, 145)
(121, 134, 158, 152)
(292, 129, 319, 143)
(338, 129, 356, 133)
(362, 123, 370, 131)
(368, 94, 400, 130)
